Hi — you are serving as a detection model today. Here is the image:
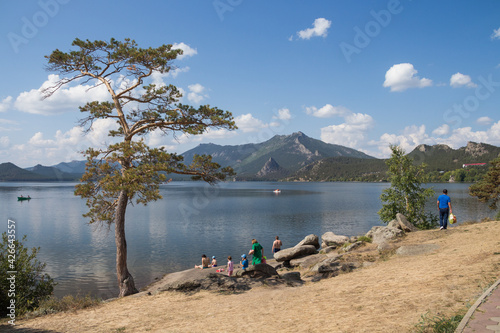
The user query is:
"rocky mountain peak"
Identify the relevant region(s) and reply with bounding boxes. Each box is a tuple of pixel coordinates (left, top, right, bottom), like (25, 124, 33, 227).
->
(465, 142, 488, 157)
(257, 157, 283, 177)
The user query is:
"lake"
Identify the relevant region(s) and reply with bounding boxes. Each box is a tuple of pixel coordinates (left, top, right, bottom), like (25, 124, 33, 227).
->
(0, 181, 495, 299)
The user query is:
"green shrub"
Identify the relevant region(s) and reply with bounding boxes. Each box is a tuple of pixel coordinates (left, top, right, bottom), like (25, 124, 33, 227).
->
(414, 311, 465, 332)
(357, 235, 372, 243)
(415, 212, 440, 230)
(30, 294, 101, 317)
(0, 232, 55, 316)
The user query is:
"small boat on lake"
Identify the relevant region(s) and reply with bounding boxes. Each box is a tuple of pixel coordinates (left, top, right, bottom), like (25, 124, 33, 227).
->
(17, 196, 31, 201)
(273, 189, 281, 194)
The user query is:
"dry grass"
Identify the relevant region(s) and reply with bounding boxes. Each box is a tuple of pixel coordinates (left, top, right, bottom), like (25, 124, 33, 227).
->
(8, 220, 500, 333)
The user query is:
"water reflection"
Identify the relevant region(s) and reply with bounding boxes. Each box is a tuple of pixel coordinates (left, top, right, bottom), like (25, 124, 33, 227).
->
(0, 181, 495, 298)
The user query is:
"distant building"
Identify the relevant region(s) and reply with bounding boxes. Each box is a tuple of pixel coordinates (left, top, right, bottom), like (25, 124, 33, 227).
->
(462, 163, 487, 168)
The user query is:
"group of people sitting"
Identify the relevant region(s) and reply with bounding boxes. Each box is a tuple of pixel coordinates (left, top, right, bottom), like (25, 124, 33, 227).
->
(194, 236, 282, 277)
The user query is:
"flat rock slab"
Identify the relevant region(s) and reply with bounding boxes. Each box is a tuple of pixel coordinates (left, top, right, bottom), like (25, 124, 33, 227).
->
(396, 244, 440, 256)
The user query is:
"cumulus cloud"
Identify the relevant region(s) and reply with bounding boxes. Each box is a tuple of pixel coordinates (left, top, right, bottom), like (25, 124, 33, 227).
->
(491, 27, 500, 40)
(305, 104, 349, 118)
(477, 116, 493, 126)
(432, 124, 450, 136)
(172, 42, 198, 59)
(275, 108, 292, 120)
(383, 63, 432, 92)
(235, 113, 269, 133)
(319, 105, 374, 148)
(187, 83, 209, 104)
(369, 121, 500, 158)
(450, 72, 477, 88)
(0, 96, 13, 112)
(370, 125, 434, 156)
(14, 74, 110, 115)
(294, 18, 332, 40)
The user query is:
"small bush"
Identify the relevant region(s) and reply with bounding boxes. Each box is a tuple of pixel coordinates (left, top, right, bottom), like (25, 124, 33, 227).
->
(0, 232, 55, 316)
(357, 235, 372, 243)
(29, 294, 101, 318)
(414, 311, 465, 333)
(415, 212, 439, 230)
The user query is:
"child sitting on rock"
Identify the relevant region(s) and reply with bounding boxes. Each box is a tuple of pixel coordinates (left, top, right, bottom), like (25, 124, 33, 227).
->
(240, 254, 248, 270)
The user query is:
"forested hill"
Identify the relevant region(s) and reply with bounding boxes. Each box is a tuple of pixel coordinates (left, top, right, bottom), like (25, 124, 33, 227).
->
(180, 131, 374, 180)
(1, 141, 498, 182)
(408, 142, 500, 171)
(0, 162, 81, 181)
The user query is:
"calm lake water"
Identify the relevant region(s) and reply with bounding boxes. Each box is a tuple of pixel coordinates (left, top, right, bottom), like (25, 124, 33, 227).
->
(0, 181, 495, 299)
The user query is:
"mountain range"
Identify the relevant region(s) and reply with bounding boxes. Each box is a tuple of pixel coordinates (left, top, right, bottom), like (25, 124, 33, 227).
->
(1, 132, 499, 182)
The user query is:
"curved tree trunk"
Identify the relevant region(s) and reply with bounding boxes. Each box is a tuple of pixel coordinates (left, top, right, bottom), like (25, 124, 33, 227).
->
(115, 190, 138, 297)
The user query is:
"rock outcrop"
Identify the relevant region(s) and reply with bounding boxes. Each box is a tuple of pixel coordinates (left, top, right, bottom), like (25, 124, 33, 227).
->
(274, 245, 317, 263)
(321, 232, 349, 248)
(366, 226, 404, 245)
(295, 234, 320, 249)
(257, 157, 283, 177)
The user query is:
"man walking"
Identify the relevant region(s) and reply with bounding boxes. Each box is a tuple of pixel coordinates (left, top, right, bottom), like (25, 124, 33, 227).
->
(437, 189, 452, 230)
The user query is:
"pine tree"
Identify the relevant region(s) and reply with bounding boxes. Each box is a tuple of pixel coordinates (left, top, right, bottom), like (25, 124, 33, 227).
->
(44, 38, 236, 297)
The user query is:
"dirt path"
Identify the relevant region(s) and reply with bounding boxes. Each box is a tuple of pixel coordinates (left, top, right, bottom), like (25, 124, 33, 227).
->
(7, 220, 500, 333)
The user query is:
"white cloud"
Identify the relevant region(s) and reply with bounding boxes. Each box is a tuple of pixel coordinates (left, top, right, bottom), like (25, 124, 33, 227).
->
(321, 112, 374, 148)
(491, 27, 500, 40)
(450, 72, 477, 88)
(172, 42, 198, 60)
(86, 118, 119, 147)
(235, 113, 269, 133)
(150, 67, 190, 87)
(477, 116, 493, 126)
(14, 74, 110, 115)
(305, 104, 349, 118)
(383, 63, 432, 92)
(187, 83, 208, 104)
(432, 124, 450, 136)
(369, 121, 500, 158)
(275, 108, 291, 120)
(296, 18, 332, 40)
(371, 125, 433, 156)
(0, 96, 13, 112)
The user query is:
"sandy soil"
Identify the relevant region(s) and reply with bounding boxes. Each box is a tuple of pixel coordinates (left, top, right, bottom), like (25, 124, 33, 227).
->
(6, 220, 500, 333)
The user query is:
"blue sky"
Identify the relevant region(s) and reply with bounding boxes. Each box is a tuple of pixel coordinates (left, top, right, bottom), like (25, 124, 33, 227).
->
(1, 0, 500, 167)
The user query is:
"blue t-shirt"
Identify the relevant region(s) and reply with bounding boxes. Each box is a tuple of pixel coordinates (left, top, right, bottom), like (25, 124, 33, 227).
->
(241, 259, 248, 269)
(438, 194, 451, 209)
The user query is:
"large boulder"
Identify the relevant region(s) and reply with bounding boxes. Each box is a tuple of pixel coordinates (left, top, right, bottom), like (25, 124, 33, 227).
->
(290, 253, 326, 269)
(236, 263, 278, 278)
(295, 234, 320, 249)
(396, 213, 418, 232)
(321, 232, 349, 248)
(274, 245, 317, 262)
(366, 226, 404, 245)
